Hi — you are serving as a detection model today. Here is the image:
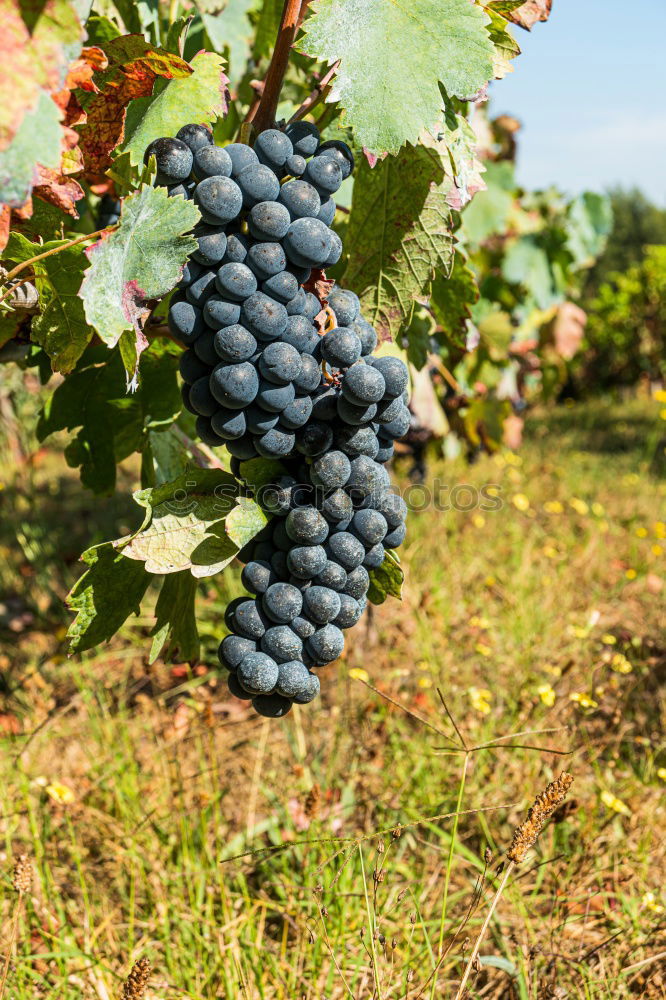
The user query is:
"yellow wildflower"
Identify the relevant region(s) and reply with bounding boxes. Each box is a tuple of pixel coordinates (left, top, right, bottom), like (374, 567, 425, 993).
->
(591, 502, 605, 517)
(654, 521, 666, 539)
(660, 408, 666, 421)
(652, 544, 663, 557)
(611, 653, 632, 674)
(656, 767, 666, 782)
(635, 526, 648, 538)
(653, 388, 666, 403)
(475, 642, 492, 657)
(642, 891, 665, 914)
(468, 687, 492, 715)
(544, 500, 564, 514)
(569, 498, 589, 516)
(600, 790, 630, 816)
(417, 676, 432, 689)
(625, 568, 637, 580)
(504, 452, 522, 466)
(543, 545, 559, 559)
(601, 633, 617, 645)
(45, 783, 75, 805)
(472, 514, 485, 528)
(349, 668, 369, 683)
(570, 692, 598, 710)
(537, 683, 556, 707)
(512, 493, 530, 512)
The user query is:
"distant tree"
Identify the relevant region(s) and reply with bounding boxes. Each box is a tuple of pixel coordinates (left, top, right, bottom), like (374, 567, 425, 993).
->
(584, 188, 666, 294)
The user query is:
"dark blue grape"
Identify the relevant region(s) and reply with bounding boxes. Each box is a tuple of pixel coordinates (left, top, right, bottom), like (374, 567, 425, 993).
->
(248, 200, 291, 241)
(237, 651, 279, 693)
(329, 287, 360, 326)
(336, 425, 379, 459)
(303, 585, 341, 624)
(255, 427, 296, 458)
(192, 223, 228, 266)
(279, 394, 313, 430)
(259, 341, 302, 384)
(228, 672, 252, 699)
(302, 292, 322, 321)
(333, 593, 363, 629)
(222, 230, 250, 264)
(194, 176, 243, 224)
(313, 560, 347, 591)
(380, 406, 410, 439)
(304, 155, 343, 195)
(306, 623, 345, 665)
(176, 123, 213, 154)
(261, 270, 299, 304)
(363, 542, 385, 568)
(177, 259, 203, 290)
(189, 376, 218, 417)
(210, 362, 259, 408)
(342, 363, 386, 404)
(179, 349, 209, 384)
(256, 378, 295, 413)
(193, 144, 232, 179)
(181, 384, 196, 414)
(242, 560, 275, 595)
(311, 387, 339, 420)
(211, 407, 247, 440)
(275, 660, 311, 698)
(144, 137, 193, 183)
(293, 354, 322, 393)
(369, 356, 409, 399)
(282, 314, 319, 354)
(351, 508, 388, 546)
(375, 396, 404, 423)
(227, 435, 258, 460)
(321, 488, 353, 524)
(219, 633, 257, 671)
(263, 582, 303, 623)
(311, 450, 351, 490)
(255, 129, 293, 170)
(351, 316, 377, 355)
(168, 296, 206, 343)
(343, 565, 370, 599)
(224, 142, 259, 177)
(286, 288, 308, 316)
(246, 241, 287, 280)
(318, 140, 355, 179)
(317, 197, 336, 226)
(215, 262, 257, 301)
(253, 540, 275, 562)
(185, 269, 217, 307)
(325, 231, 342, 266)
(296, 421, 334, 457)
(241, 292, 288, 341)
(278, 180, 321, 220)
(253, 692, 293, 716)
(291, 615, 316, 640)
(286, 506, 329, 545)
(384, 522, 406, 549)
(285, 121, 320, 157)
(362, 491, 407, 528)
(326, 531, 365, 570)
(285, 153, 306, 177)
(234, 600, 269, 640)
(337, 395, 377, 425)
(193, 331, 219, 366)
(287, 544, 328, 579)
(293, 671, 321, 703)
(284, 218, 332, 267)
(261, 625, 302, 663)
(246, 404, 279, 434)
(321, 327, 362, 369)
(203, 296, 242, 330)
(168, 180, 195, 199)
(213, 324, 257, 363)
(376, 444, 394, 463)
(236, 164, 281, 207)
(224, 597, 245, 631)
(273, 519, 291, 551)
(346, 456, 387, 498)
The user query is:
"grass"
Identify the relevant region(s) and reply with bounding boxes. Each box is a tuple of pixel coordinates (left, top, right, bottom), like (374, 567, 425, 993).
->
(0, 392, 665, 999)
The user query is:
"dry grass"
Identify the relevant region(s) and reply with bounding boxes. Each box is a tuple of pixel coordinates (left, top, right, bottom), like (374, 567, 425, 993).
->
(0, 393, 665, 999)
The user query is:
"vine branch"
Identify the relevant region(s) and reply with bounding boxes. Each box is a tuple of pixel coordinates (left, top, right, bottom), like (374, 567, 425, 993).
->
(287, 61, 339, 124)
(247, 0, 308, 135)
(1, 226, 116, 286)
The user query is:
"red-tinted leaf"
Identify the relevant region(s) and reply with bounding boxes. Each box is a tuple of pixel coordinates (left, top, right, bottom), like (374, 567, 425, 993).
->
(504, 0, 552, 29)
(33, 170, 84, 216)
(0, 205, 10, 251)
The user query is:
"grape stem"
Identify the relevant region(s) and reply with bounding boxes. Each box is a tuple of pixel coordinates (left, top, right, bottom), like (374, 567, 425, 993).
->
(247, 0, 308, 135)
(0, 226, 117, 286)
(287, 61, 340, 124)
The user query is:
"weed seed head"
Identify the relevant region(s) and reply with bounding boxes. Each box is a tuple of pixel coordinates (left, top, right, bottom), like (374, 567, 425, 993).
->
(507, 772, 574, 864)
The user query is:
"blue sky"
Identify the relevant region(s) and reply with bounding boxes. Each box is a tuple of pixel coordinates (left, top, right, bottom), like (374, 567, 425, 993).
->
(490, 0, 666, 205)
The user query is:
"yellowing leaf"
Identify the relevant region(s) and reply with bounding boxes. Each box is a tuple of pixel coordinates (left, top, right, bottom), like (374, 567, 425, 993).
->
(349, 668, 370, 682)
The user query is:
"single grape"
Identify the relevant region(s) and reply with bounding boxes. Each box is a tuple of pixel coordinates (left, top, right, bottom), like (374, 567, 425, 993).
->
(194, 176, 243, 224)
(311, 387, 339, 421)
(248, 200, 291, 241)
(306, 623, 345, 665)
(213, 324, 257, 363)
(228, 672, 252, 700)
(177, 259, 203, 290)
(168, 297, 206, 344)
(328, 287, 360, 326)
(286, 287, 308, 316)
(237, 651, 279, 693)
(193, 144, 232, 179)
(259, 341, 303, 384)
(376, 444, 394, 463)
(321, 327, 362, 369)
(253, 540, 275, 562)
(342, 363, 386, 404)
(181, 384, 196, 415)
(351, 316, 377, 355)
(236, 164, 281, 207)
(211, 407, 247, 440)
(144, 137, 193, 183)
(227, 435, 258, 460)
(285, 153, 306, 177)
(293, 671, 321, 704)
(246, 241, 287, 280)
(192, 223, 227, 266)
(275, 659, 311, 698)
(369, 355, 409, 399)
(287, 544, 328, 579)
(210, 361, 259, 409)
(291, 615, 316, 640)
(261, 270, 299, 304)
(218, 633, 257, 671)
(215, 262, 257, 301)
(284, 218, 332, 268)
(296, 421, 334, 457)
(363, 542, 385, 568)
(168, 180, 195, 200)
(189, 376, 218, 416)
(176, 123, 213, 154)
(278, 180, 321, 220)
(362, 491, 407, 529)
(326, 531, 365, 570)
(273, 519, 291, 551)
(303, 585, 341, 625)
(179, 349, 209, 384)
(325, 231, 342, 266)
(293, 355, 322, 393)
(282, 314, 319, 354)
(318, 140, 355, 179)
(255, 427, 296, 458)
(224, 597, 245, 631)
(241, 292, 288, 341)
(279, 394, 313, 430)
(253, 693, 293, 717)
(384, 522, 407, 549)
(343, 565, 370, 599)
(224, 142, 259, 177)
(311, 450, 351, 490)
(234, 599, 269, 640)
(261, 625, 303, 663)
(375, 396, 404, 423)
(254, 128, 293, 170)
(203, 296, 242, 330)
(301, 292, 322, 321)
(304, 155, 343, 195)
(263, 582, 303, 623)
(185, 269, 217, 307)
(223, 231, 250, 264)
(193, 330, 219, 366)
(246, 404, 279, 434)
(351, 508, 388, 546)
(380, 406, 411, 439)
(256, 378, 296, 413)
(337, 395, 378, 426)
(321, 488, 353, 524)
(313, 560, 347, 591)
(242, 560, 275, 595)
(346, 456, 386, 498)
(286, 506, 329, 545)
(336, 425, 380, 459)
(285, 121, 320, 157)
(317, 197, 336, 227)
(333, 593, 363, 629)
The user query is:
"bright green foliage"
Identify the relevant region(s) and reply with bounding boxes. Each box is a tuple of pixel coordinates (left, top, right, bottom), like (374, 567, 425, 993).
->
(4, 233, 94, 373)
(299, 0, 495, 154)
(67, 543, 150, 653)
(367, 549, 403, 605)
(461, 160, 515, 247)
(80, 185, 199, 371)
(121, 51, 229, 165)
(430, 252, 479, 352)
(0, 93, 62, 206)
(343, 144, 454, 341)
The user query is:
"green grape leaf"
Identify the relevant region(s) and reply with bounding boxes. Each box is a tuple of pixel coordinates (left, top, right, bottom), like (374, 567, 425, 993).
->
(66, 542, 150, 653)
(461, 160, 515, 246)
(80, 185, 198, 378)
(343, 142, 455, 341)
(0, 93, 62, 208)
(149, 571, 199, 663)
(484, 8, 521, 78)
(117, 468, 265, 577)
(501, 236, 554, 309)
(430, 251, 480, 351)
(37, 342, 181, 493)
(299, 0, 495, 153)
(4, 232, 94, 372)
(253, 0, 283, 59)
(367, 549, 404, 605)
(239, 457, 286, 491)
(120, 50, 229, 166)
(565, 192, 613, 269)
(196, 0, 257, 85)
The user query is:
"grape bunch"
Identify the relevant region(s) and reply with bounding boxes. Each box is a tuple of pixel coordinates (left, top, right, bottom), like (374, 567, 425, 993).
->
(146, 120, 410, 716)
